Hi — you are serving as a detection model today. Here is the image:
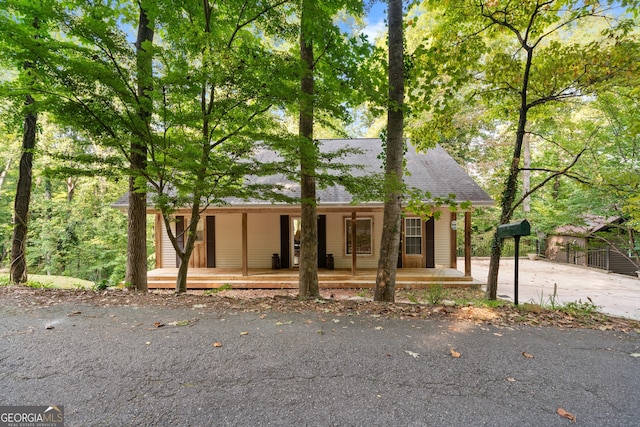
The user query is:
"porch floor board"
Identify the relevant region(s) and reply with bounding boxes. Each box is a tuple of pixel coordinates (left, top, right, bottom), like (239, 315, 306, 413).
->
(147, 268, 484, 290)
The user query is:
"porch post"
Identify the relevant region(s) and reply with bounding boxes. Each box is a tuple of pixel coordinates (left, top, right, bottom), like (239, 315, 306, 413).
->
(351, 211, 357, 276)
(465, 211, 472, 277)
(242, 212, 248, 276)
(155, 214, 163, 268)
(450, 212, 457, 269)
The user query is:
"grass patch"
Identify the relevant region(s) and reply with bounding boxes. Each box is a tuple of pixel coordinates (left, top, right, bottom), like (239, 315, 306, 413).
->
(561, 299, 602, 319)
(0, 273, 94, 290)
(203, 284, 233, 295)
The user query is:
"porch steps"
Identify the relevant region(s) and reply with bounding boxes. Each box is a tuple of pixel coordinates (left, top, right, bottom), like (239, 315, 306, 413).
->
(147, 268, 483, 290)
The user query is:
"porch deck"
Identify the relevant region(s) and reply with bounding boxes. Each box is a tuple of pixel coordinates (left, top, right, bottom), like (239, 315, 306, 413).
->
(147, 267, 484, 290)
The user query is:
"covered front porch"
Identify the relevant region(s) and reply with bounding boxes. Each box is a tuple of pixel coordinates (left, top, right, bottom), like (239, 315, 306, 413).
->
(147, 265, 483, 290)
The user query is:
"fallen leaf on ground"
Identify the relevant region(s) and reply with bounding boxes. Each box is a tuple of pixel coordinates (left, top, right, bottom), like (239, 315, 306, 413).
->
(522, 352, 534, 359)
(168, 320, 190, 326)
(450, 348, 461, 358)
(557, 408, 576, 422)
(153, 322, 164, 328)
(405, 350, 419, 359)
(507, 377, 516, 382)
(213, 341, 223, 347)
(275, 321, 293, 326)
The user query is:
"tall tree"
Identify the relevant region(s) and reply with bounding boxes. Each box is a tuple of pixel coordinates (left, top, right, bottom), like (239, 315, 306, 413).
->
(125, 1, 155, 292)
(410, 0, 639, 299)
(280, 0, 371, 299)
(374, 0, 404, 302)
(298, 0, 319, 299)
(10, 91, 36, 284)
(1, 0, 156, 288)
(146, 0, 294, 292)
(0, 1, 50, 284)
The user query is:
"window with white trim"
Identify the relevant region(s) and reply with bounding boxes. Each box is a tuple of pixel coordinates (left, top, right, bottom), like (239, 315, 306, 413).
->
(345, 218, 372, 255)
(405, 218, 422, 255)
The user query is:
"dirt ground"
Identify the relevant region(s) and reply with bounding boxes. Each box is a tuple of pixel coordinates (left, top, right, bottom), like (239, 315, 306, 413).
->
(1, 281, 638, 333)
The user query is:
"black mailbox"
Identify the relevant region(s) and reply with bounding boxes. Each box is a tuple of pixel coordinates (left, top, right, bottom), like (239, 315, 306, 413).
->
(497, 219, 531, 306)
(498, 219, 531, 238)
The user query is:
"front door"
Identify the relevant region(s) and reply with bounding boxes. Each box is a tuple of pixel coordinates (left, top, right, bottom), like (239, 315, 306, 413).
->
(289, 215, 327, 268)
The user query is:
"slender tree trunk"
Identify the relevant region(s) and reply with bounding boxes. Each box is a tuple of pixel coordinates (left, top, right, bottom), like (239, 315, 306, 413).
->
(374, 0, 404, 302)
(66, 177, 76, 202)
(486, 47, 533, 300)
(175, 211, 200, 293)
(522, 132, 530, 213)
(10, 94, 37, 285)
(298, 0, 319, 299)
(0, 157, 12, 195)
(125, 4, 154, 291)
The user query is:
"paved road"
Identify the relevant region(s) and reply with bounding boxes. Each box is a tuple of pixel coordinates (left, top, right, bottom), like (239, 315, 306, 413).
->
(461, 258, 640, 320)
(1, 302, 639, 426)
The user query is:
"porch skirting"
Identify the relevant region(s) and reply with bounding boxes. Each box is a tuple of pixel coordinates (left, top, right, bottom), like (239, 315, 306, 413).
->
(147, 267, 483, 290)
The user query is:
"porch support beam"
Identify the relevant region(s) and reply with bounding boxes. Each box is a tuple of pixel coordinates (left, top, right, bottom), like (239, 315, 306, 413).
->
(351, 211, 357, 276)
(450, 212, 457, 269)
(242, 212, 248, 276)
(465, 211, 472, 277)
(155, 214, 163, 268)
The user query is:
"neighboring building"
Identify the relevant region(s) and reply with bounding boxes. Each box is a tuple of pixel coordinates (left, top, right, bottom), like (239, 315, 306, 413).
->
(114, 138, 494, 288)
(547, 215, 639, 277)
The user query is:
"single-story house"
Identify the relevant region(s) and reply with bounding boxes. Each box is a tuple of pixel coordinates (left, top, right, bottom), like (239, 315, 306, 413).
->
(547, 215, 639, 277)
(114, 138, 494, 288)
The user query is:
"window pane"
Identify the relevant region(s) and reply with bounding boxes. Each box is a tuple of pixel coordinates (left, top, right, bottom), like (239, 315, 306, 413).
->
(405, 218, 422, 255)
(406, 237, 421, 255)
(346, 218, 372, 255)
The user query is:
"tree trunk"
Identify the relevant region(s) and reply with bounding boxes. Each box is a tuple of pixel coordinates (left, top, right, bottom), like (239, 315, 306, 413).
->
(486, 47, 533, 300)
(66, 177, 76, 202)
(125, 3, 154, 292)
(10, 94, 37, 285)
(298, 0, 319, 300)
(374, 0, 404, 303)
(522, 132, 530, 213)
(175, 212, 199, 293)
(0, 157, 12, 195)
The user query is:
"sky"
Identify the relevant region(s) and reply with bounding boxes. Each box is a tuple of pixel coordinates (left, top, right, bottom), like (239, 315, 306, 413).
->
(363, 1, 387, 40)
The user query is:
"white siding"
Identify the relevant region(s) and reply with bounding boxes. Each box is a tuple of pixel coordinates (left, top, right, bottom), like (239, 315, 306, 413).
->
(434, 210, 451, 266)
(215, 214, 243, 268)
(157, 209, 455, 269)
(247, 213, 281, 268)
(161, 219, 175, 268)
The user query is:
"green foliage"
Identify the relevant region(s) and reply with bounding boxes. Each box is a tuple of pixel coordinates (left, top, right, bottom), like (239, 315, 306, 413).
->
(203, 284, 233, 295)
(24, 174, 132, 285)
(561, 299, 602, 319)
(24, 280, 54, 290)
(426, 283, 445, 305)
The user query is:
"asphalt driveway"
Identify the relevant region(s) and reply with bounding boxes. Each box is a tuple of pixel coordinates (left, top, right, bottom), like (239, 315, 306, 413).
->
(1, 301, 639, 426)
(463, 258, 640, 320)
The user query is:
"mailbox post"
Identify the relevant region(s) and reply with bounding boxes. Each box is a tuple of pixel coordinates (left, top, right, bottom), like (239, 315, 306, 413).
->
(497, 219, 531, 305)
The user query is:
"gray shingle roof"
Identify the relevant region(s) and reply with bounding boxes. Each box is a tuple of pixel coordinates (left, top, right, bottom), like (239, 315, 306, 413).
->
(112, 138, 493, 208)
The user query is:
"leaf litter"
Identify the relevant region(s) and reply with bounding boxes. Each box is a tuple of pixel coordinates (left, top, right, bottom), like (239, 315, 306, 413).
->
(1, 287, 639, 332)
